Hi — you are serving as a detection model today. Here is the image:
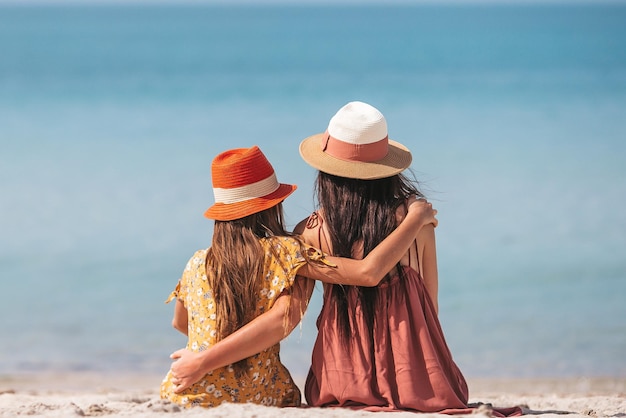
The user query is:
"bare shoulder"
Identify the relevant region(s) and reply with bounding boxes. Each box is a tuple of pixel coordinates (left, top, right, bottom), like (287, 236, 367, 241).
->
(417, 222, 436, 243)
(293, 217, 309, 235)
(293, 216, 317, 245)
(293, 212, 325, 249)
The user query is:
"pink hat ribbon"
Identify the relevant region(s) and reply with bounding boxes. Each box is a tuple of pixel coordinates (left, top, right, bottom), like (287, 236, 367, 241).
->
(321, 133, 389, 162)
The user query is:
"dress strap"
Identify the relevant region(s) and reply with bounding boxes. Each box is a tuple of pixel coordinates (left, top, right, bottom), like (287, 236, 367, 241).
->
(409, 238, 420, 274)
(305, 211, 331, 253)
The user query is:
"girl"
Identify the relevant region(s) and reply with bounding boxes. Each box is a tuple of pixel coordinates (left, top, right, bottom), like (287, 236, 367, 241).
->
(160, 145, 437, 408)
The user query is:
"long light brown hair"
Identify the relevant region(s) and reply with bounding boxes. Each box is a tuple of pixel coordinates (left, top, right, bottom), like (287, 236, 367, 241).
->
(205, 203, 289, 375)
(316, 171, 423, 344)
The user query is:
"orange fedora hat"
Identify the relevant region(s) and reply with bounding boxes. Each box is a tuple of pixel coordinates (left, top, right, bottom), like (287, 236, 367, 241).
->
(204, 146, 297, 221)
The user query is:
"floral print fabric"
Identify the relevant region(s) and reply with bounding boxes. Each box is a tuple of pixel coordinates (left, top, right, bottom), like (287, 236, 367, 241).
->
(161, 236, 328, 408)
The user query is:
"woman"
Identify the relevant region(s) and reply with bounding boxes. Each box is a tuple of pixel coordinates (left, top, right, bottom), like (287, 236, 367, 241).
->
(298, 101, 464, 411)
(160, 145, 436, 408)
(297, 102, 520, 415)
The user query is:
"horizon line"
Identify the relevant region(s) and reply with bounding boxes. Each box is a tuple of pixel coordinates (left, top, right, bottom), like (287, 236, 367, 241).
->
(1, 0, 625, 5)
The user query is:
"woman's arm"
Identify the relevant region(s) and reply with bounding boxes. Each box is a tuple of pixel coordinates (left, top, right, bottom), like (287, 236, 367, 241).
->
(297, 197, 437, 287)
(169, 276, 314, 393)
(418, 223, 439, 314)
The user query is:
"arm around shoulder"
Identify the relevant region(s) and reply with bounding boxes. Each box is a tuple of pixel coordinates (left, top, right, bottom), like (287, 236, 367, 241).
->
(298, 198, 437, 287)
(169, 275, 314, 393)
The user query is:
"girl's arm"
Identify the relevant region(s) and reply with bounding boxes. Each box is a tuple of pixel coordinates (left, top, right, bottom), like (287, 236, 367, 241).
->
(297, 197, 437, 287)
(172, 299, 188, 336)
(169, 275, 314, 393)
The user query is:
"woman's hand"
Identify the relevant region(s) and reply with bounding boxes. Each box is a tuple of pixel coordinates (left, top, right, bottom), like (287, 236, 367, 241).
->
(405, 196, 438, 228)
(169, 348, 208, 393)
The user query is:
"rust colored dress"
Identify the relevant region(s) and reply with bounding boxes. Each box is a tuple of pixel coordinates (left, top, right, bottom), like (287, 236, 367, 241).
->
(303, 213, 522, 416)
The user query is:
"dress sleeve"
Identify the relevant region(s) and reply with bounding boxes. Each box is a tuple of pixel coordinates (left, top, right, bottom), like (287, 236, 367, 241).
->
(164, 281, 181, 304)
(267, 237, 337, 296)
(301, 243, 337, 269)
(165, 250, 203, 304)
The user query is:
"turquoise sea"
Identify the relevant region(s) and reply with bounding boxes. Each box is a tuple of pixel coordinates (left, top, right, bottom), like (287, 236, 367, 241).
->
(1, 2, 625, 382)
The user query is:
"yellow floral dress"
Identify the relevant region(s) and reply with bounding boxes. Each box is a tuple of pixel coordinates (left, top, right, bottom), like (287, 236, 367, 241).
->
(160, 236, 330, 408)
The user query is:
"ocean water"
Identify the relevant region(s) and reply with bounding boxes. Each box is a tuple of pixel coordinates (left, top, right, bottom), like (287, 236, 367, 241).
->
(1, 3, 625, 382)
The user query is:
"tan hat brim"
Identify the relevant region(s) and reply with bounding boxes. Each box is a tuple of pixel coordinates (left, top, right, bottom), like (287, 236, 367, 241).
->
(299, 133, 412, 180)
(204, 183, 296, 221)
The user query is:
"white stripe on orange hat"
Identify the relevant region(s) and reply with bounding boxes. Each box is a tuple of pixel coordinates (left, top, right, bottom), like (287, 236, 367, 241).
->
(212, 173, 280, 204)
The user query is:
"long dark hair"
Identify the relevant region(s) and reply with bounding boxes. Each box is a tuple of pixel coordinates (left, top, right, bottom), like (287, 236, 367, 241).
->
(206, 203, 289, 375)
(316, 171, 423, 344)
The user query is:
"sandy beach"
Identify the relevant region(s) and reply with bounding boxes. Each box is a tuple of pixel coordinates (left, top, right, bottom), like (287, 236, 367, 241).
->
(1, 373, 624, 417)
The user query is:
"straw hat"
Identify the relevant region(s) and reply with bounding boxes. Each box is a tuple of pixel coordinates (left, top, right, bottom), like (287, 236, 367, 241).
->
(299, 101, 412, 180)
(204, 146, 297, 221)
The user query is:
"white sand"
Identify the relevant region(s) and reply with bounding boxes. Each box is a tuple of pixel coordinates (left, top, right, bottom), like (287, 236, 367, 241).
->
(0, 373, 624, 417)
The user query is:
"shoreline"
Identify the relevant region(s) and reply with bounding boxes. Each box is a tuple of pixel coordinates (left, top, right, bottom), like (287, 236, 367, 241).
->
(2, 371, 624, 395)
(1, 372, 624, 417)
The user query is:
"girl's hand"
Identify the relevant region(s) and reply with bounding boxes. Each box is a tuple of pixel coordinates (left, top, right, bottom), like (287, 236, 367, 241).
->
(405, 196, 438, 228)
(169, 348, 208, 393)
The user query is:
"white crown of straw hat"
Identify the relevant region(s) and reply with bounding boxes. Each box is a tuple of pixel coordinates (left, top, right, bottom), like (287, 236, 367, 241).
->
(299, 101, 412, 180)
